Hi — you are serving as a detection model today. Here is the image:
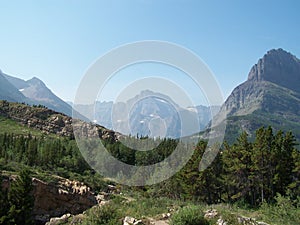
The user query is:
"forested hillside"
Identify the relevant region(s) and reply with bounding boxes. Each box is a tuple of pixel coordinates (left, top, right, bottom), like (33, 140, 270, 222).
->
(0, 102, 299, 224)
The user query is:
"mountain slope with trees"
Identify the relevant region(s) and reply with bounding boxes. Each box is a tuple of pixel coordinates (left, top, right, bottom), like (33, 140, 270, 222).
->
(0, 101, 299, 224)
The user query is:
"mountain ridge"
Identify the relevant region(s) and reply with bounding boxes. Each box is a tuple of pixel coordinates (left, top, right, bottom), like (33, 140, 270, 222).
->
(212, 48, 300, 142)
(75, 90, 220, 138)
(0, 71, 73, 116)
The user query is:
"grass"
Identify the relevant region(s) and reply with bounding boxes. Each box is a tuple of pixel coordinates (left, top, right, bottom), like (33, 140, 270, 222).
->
(74, 195, 300, 225)
(0, 115, 56, 137)
(170, 205, 209, 225)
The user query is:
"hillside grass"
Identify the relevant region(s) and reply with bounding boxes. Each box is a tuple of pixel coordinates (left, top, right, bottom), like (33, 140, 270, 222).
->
(0, 115, 56, 137)
(62, 193, 300, 225)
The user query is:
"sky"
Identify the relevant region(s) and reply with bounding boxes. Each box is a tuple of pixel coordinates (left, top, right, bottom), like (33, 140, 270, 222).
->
(0, 0, 300, 107)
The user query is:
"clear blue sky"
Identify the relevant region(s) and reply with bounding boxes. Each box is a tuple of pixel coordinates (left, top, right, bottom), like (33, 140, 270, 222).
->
(0, 0, 299, 105)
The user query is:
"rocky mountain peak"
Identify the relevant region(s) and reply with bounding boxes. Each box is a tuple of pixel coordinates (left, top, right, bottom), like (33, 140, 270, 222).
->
(247, 48, 300, 92)
(27, 76, 47, 87)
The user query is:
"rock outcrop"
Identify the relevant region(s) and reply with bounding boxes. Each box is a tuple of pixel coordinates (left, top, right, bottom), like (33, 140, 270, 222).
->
(32, 177, 97, 221)
(204, 209, 271, 225)
(0, 100, 120, 141)
(1, 175, 98, 224)
(32, 178, 97, 223)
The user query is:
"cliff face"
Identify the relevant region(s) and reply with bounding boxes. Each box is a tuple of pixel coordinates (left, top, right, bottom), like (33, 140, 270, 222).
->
(1, 175, 98, 224)
(212, 49, 300, 142)
(248, 48, 300, 93)
(32, 177, 97, 224)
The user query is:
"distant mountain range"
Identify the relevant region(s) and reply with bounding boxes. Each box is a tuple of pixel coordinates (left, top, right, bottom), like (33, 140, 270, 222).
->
(208, 48, 300, 143)
(2, 48, 300, 142)
(0, 70, 72, 116)
(75, 90, 220, 138)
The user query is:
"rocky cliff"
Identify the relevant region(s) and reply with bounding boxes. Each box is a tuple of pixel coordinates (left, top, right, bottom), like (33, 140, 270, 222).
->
(1, 175, 99, 224)
(0, 100, 120, 141)
(212, 48, 300, 142)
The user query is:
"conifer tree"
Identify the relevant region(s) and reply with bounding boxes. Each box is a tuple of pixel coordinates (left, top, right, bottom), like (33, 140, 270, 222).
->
(7, 168, 34, 225)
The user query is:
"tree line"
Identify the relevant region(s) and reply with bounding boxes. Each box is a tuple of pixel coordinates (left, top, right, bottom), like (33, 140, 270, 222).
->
(0, 126, 299, 210)
(0, 133, 89, 174)
(150, 127, 300, 207)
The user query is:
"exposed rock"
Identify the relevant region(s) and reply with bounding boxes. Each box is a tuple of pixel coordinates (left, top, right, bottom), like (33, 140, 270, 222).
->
(123, 216, 144, 225)
(0, 100, 121, 141)
(257, 222, 270, 225)
(96, 192, 110, 204)
(237, 216, 256, 225)
(204, 209, 218, 219)
(237, 216, 271, 225)
(217, 218, 227, 225)
(161, 213, 171, 219)
(1, 175, 98, 225)
(32, 177, 97, 224)
(45, 213, 72, 225)
(248, 48, 300, 93)
(210, 48, 300, 143)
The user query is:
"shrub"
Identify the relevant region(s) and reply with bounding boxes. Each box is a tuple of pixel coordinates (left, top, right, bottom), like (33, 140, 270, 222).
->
(83, 203, 120, 225)
(260, 194, 300, 225)
(170, 205, 209, 225)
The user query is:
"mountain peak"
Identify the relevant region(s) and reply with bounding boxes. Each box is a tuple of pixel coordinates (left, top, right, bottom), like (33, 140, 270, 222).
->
(247, 48, 300, 92)
(27, 77, 46, 87)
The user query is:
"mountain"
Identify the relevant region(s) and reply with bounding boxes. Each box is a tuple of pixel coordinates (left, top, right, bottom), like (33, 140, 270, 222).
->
(0, 70, 27, 103)
(76, 90, 220, 138)
(212, 48, 300, 143)
(0, 72, 72, 116)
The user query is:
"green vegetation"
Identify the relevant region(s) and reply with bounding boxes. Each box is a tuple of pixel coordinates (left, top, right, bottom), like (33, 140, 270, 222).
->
(0, 113, 299, 224)
(0, 116, 51, 137)
(259, 194, 300, 225)
(0, 168, 34, 225)
(170, 205, 208, 225)
(83, 204, 120, 225)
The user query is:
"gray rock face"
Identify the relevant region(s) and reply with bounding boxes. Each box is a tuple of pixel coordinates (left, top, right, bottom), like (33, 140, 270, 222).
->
(77, 90, 220, 138)
(212, 48, 300, 142)
(0, 71, 27, 103)
(248, 48, 300, 93)
(3, 74, 73, 116)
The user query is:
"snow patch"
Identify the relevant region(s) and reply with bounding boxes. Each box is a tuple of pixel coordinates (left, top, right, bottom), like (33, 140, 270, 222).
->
(156, 99, 167, 103)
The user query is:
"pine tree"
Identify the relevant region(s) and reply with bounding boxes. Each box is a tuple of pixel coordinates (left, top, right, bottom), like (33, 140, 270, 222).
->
(0, 178, 10, 223)
(7, 168, 34, 225)
(222, 131, 254, 204)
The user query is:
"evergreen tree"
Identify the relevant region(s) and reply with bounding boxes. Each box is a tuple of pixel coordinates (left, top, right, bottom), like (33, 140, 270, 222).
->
(7, 168, 34, 225)
(222, 131, 254, 204)
(0, 178, 10, 223)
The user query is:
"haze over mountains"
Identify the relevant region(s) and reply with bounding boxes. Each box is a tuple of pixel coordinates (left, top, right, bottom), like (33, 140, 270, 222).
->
(1, 48, 300, 142)
(74, 90, 220, 138)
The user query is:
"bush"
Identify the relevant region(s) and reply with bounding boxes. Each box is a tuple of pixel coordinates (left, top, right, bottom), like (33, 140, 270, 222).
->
(83, 204, 120, 225)
(170, 205, 209, 225)
(259, 194, 300, 225)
